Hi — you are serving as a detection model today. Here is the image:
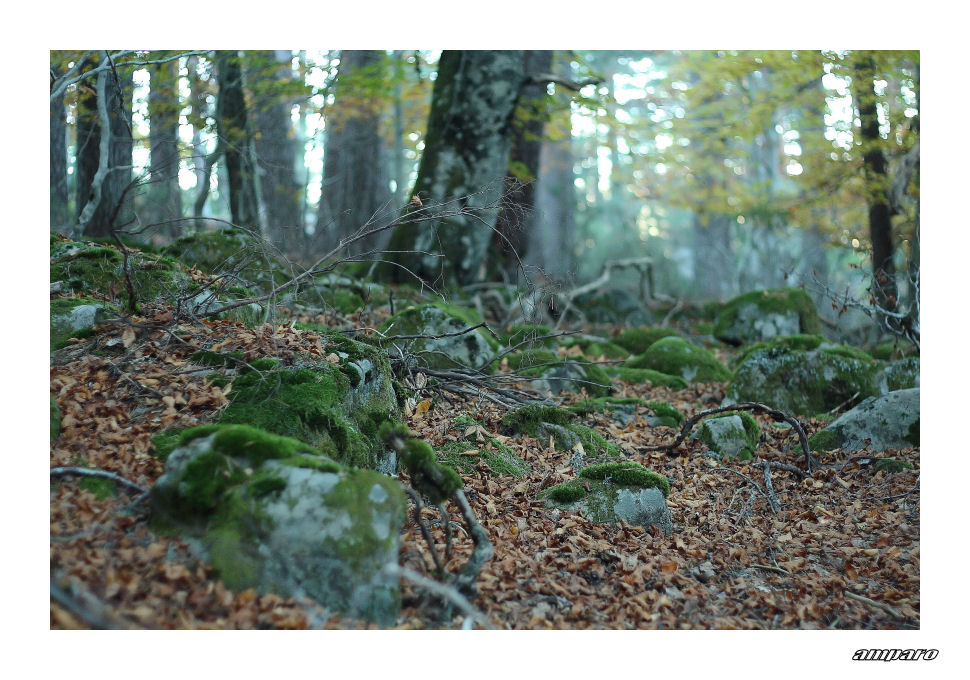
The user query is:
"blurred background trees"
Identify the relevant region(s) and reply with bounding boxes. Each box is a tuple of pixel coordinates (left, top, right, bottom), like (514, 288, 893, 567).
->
(49, 49, 919, 331)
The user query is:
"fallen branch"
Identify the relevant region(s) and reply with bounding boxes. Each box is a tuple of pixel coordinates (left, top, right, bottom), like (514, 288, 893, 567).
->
(716, 467, 777, 515)
(384, 564, 496, 630)
(638, 401, 818, 471)
(844, 590, 908, 621)
(50, 467, 148, 496)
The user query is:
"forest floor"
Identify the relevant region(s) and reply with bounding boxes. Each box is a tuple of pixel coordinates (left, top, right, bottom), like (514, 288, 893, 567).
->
(49, 299, 920, 630)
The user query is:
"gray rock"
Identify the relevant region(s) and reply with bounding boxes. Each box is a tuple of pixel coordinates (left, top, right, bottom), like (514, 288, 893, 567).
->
(694, 414, 758, 460)
(151, 426, 407, 625)
(809, 388, 920, 452)
(714, 288, 821, 345)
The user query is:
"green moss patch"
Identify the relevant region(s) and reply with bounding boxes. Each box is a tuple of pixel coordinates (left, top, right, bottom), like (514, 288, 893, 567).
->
(614, 327, 681, 355)
(626, 336, 731, 383)
(714, 287, 821, 345)
(578, 461, 670, 497)
(602, 366, 688, 389)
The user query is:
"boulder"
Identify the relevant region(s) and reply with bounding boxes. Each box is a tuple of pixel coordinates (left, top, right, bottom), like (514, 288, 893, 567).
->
(694, 412, 760, 461)
(151, 425, 406, 625)
(809, 388, 920, 452)
(727, 343, 882, 416)
(506, 349, 613, 397)
(50, 297, 118, 350)
(213, 331, 400, 471)
(542, 462, 672, 535)
(714, 288, 821, 346)
(380, 302, 499, 372)
(625, 336, 731, 383)
(875, 356, 919, 393)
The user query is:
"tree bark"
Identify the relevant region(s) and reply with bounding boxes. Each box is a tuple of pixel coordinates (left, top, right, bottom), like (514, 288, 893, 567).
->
(251, 50, 305, 250)
(146, 54, 183, 238)
(493, 50, 554, 281)
(215, 51, 260, 230)
(50, 60, 70, 229)
(314, 50, 392, 256)
(76, 53, 134, 238)
(385, 50, 526, 286)
(531, 104, 576, 282)
(852, 54, 897, 318)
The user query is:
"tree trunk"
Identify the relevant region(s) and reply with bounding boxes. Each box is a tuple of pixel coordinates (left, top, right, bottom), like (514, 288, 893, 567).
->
(493, 50, 554, 281)
(314, 50, 392, 256)
(251, 50, 305, 250)
(385, 50, 525, 286)
(146, 54, 183, 238)
(215, 51, 260, 230)
(531, 104, 576, 282)
(852, 54, 897, 319)
(50, 61, 70, 229)
(76, 53, 134, 238)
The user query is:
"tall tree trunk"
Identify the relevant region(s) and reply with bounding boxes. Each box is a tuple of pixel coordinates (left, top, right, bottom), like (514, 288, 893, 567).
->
(252, 50, 305, 250)
(215, 51, 260, 230)
(315, 50, 391, 256)
(852, 54, 897, 320)
(385, 50, 525, 286)
(146, 54, 183, 239)
(530, 95, 576, 283)
(390, 51, 408, 206)
(50, 60, 70, 229)
(493, 50, 554, 281)
(76, 53, 134, 238)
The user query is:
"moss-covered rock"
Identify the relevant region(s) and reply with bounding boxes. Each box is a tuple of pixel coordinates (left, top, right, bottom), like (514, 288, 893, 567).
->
(559, 338, 630, 360)
(625, 336, 731, 383)
(727, 343, 882, 416)
(809, 388, 920, 452)
(573, 288, 653, 325)
(150, 424, 406, 625)
(196, 329, 400, 470)
(601, 366, 688, 389)
(714, 287, 821, 346)
(647, 401, 684, 428)
(730, 334, 827, 369)
(499, 324, 554, 349)
(614, 327, 681, 355)
(694, 412, 760, 461)
(875, 356, 919, 393)
(505, 349, 613, 397)
(50, 297, 120, 350)
(500, 404, 622, 458)
(379, 302, 499, 372)
(437, 414, 529, 476)
(541, 461, 672, 534)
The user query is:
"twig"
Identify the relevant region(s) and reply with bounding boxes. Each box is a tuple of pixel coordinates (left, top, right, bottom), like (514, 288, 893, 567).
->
(844, 590, 908, 621)
(384, 564, 497, 630)
(450, 489, 494, 597)
(50, 467, 148, 496)
(403, 488, 445, 579)
(751, 564, 790, 576)
(716, 467, 777, 515)
(105, 358, 165, 398)
(50, 578, 128, 629)
(757, 461, 782, 512)
(639, 401, 818, 471)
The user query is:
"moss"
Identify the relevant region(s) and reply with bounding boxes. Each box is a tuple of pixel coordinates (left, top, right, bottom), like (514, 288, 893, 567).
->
(578, 461, 670, 497)
(614, 327, 680, 355)
(403, 438, 463, 503)
(560, 338, 630, 360)
(696, 411, 760, 461)
(247, 472, 288, 498)
(905, 418, 919, 446)
(505, 349, 561, 373)
(567, 397, 645, 417)
(150, 428, 188, 462)
(50, 396, 61, 441)
(714, 287, 821, 344)
(809, 427, 840, 452)
(50, 296, 119, 350)
(626, 336, 732, 383)
(278, 454, 343, 474)
(731, 334, 826, 368)
(191, 350, 244, 367)
(542, 481, 588, 504)
(568, 424, 623, 459)
(501, 404, 574, 433)
(377, 302, 499, 371)
(821, 345, 876, 363)
(648, 400, 684, 427)
(874, 458, 914, 473)
(602, 366, 688, 389)
(79, 476, 117, 500)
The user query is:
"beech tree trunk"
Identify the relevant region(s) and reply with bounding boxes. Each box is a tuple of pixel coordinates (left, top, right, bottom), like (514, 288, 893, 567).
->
(315, 50, 391, 255)
(215, 51, 260, 231)
(50, 61, 70, 229)
(852, 54, 897, 319)
(385, 50, 525, 286)
(146, 55, 183, 238)
(252, 50, 305, 250)
(76, 53, 134, 238)
(493, 50, 554, 281)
